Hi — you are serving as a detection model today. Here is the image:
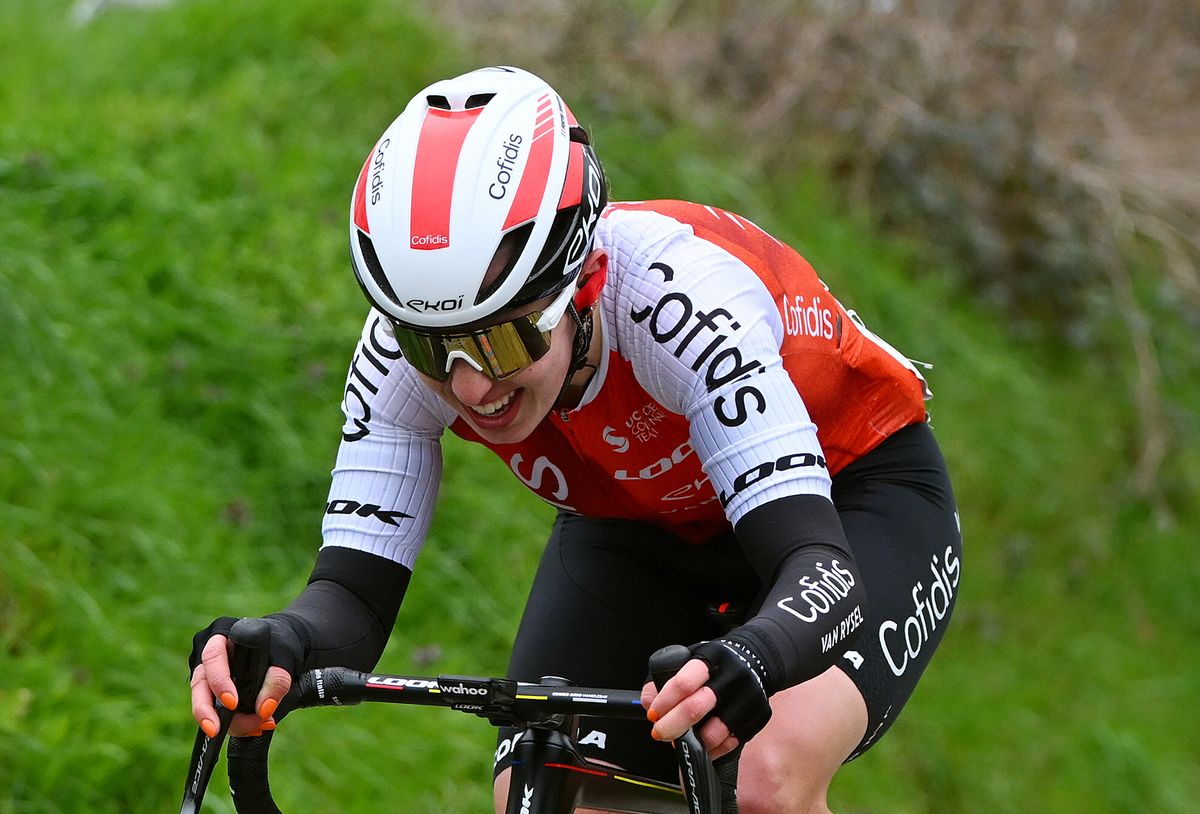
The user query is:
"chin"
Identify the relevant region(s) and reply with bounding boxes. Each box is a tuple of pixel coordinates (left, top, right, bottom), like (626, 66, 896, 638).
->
(473, 420, 537, 445)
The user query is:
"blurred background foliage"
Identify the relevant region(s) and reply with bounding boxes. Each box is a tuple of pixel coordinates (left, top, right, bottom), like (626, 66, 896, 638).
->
(436, 0, 1200, 513)
(1, 0, 1197, 812)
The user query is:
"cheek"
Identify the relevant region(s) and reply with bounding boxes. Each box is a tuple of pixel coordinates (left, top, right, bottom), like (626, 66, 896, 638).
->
(519, 326, 572, 390)
(523, 353, 562, 392)
(546, 323, 577, 373)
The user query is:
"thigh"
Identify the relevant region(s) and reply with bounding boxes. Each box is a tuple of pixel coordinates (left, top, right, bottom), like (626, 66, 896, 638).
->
(737, 665, 868, 812)
(831, 422, 963, 759)
(495, 513, 759, 784)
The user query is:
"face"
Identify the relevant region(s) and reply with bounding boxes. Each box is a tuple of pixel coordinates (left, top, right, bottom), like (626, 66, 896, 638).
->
(415, 304, 577, 445)
(412, 249, 606, 444)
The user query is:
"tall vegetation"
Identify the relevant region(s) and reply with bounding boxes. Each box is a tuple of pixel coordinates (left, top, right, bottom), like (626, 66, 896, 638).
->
(433, 0, 1200, 513)
(1, 1, 1197, 812)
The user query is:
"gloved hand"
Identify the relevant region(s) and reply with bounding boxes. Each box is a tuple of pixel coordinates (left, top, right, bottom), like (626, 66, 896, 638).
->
(188, 616, 303, 737)
(641, 637, 772, 758)
(686, 638, 772, 742)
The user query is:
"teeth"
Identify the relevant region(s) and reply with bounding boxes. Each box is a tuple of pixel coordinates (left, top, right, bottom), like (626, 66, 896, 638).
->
(471, 391, 514, 416)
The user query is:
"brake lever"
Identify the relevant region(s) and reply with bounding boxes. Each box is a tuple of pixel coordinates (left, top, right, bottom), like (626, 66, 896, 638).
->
(178, 618, 272, 814)
(648, 645, 723, 813)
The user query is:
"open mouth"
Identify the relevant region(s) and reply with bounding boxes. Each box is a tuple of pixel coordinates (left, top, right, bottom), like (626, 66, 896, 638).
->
(471, 390, 515, 416)
(468, 389, 520, 424)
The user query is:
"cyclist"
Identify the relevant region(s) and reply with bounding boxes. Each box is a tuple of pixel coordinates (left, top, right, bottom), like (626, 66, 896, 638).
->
(190, 66, 962, 814)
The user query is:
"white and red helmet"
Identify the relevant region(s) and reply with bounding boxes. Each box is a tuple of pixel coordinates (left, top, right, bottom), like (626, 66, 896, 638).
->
(349, 66, 607, 330)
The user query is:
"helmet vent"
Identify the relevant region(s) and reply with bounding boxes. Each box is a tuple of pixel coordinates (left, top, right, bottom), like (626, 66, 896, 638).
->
(530, 208, 578, 284)
(465, 93, 495, 109)
(357, 231, 401, 306)
(475, 223, 533, 306)
(425, 94, 452, 110)
(569, 125, 590, 145)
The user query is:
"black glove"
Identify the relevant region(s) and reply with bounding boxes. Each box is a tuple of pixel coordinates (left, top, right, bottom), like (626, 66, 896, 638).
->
(688, 638, 773, 743)
(188, 615, 305, 679)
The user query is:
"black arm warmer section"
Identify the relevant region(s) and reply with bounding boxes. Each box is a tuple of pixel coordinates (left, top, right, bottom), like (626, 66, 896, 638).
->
(266, 546, 412, 674)
(724, 494, 867, 694)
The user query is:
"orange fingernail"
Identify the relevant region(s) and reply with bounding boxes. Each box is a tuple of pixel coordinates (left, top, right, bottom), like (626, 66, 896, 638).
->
(201, 719, 218, 739)
(219, 692, 237, 711)
(647, 709, 659, 723)
(651, 729, 662, 741)
(262, 720, 277, 731)
(259, 698, 278, 719)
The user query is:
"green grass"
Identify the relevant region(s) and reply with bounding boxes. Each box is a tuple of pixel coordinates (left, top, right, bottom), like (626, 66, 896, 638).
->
(2, 1, 1197, 812)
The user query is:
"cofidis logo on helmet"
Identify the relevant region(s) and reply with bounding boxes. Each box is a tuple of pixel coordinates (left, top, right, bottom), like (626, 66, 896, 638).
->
(370, 138, 390, 205)
(410, 234, 449, 248)
(488, 134, 524, 200)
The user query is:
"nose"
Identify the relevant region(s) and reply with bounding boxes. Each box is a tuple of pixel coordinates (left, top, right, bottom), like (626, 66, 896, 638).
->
(446, 358, 496, 405)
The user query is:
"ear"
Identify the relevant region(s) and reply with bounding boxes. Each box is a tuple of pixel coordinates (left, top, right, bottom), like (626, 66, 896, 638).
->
(573, 249, 608, 310)
(578, 249, 607, 283)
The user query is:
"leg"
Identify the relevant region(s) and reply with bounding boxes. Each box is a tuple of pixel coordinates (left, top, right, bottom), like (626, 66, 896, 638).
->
(737, 667, 867, 814)
(734, 423, 961, 813)
(493, 768, 509, 814)
(831, 422, 963, 759)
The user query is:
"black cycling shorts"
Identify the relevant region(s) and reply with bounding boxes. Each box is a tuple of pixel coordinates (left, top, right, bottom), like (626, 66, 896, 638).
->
(494, 421, 962, 783)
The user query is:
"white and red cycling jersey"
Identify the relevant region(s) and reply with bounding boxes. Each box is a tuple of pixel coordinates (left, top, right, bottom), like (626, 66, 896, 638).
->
(325, 200, 929, 567)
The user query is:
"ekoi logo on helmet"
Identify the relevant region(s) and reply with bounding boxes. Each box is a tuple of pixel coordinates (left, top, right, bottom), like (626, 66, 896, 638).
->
(563, 144, 605, 269)
(405, 296, 464, 312)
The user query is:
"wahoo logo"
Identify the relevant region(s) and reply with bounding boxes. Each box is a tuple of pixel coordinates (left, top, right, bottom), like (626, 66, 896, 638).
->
(520, 785, 534, 814)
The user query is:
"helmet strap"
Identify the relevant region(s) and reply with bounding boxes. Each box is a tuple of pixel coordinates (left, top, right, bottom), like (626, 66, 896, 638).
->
(553, 302, 598, 415)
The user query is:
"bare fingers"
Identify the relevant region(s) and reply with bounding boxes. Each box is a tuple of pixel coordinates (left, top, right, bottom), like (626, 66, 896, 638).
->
(254, 665, 292, 721)
(642, 659, 740, 758)
(189, 662, 222, 738)
(191, 635, 289, 737)
(646, 659, 717, 742)
(697, 717, 739, 758)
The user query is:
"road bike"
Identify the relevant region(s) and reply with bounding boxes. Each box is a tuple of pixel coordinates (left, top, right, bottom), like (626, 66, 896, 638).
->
(180, 619, 739, 813)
